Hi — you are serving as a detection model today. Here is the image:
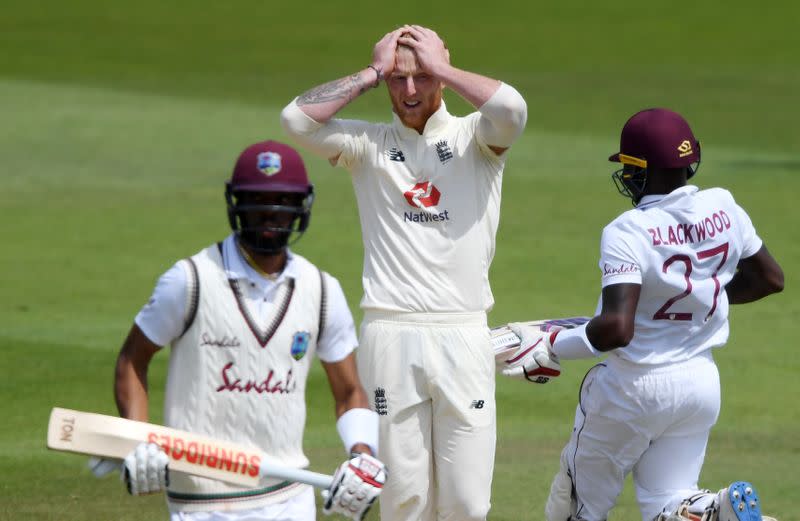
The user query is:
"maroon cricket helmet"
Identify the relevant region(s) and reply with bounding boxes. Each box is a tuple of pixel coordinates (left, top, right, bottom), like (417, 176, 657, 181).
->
(225, 140, 314, 254)
(609, 108, 700, 169)
(228, 140, 311, 193)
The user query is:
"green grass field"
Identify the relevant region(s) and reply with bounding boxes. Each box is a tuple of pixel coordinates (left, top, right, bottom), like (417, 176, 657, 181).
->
(1, 2, 798, 520)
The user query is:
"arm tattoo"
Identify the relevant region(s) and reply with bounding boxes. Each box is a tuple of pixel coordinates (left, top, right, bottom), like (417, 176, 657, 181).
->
(297, 73, 368, 106)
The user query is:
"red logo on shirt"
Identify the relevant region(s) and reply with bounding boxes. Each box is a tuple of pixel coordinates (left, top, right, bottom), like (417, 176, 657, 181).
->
(216, 362, 297, 394)
(404, 182, 441, 208)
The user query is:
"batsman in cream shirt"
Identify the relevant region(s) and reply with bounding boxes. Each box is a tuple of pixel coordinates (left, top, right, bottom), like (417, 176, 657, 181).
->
(281, 25, 527, 521)
(136, 237, 358, 515)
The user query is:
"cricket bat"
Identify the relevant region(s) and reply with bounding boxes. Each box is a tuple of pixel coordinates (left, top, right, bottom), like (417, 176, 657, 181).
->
(491, 316, 590, 357)
(47, 407, 333, 490)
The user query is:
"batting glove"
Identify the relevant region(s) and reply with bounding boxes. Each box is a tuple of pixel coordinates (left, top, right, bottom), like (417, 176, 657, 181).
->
(499, 323, 562, 383)
(88, 442, 169, 495)
(123, 442, 169, 495)
(322, 453, 387, 520)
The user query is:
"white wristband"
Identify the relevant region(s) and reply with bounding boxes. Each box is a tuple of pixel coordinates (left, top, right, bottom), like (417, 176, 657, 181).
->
(336, 408, 379, 456)
(551, 323, 599, 360)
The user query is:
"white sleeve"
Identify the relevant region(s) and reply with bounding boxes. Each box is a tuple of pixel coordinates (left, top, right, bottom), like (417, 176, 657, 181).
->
(598, 224, 643, 287)
(316, 274, 358, 363)
(134, 261, 189, 347)
(280, 99, 370, 168)
(475, 82, 527, 149)
(732, 202, 763, 258)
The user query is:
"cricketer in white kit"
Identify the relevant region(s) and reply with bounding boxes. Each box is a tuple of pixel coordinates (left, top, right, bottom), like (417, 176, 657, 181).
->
(281, 25, 527, 521)
(92, 141, 386, 521)
(501, 109, 783, 521)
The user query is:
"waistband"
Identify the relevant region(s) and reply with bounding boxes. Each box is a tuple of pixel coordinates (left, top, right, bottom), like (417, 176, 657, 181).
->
(166, 480, 306, 513)
(362, 310, 487, 326)
(605, 349, 714, 375)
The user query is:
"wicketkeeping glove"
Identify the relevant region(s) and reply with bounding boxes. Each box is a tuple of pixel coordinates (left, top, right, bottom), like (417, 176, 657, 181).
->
(498, 323, 562, 383)
(322, 453, 387, 520)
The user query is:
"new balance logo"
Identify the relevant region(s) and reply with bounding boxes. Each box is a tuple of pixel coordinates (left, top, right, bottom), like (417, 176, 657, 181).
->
(435, 140, 453, 164)
(386, 148, 405, 162)
(374, 387, 388, 416)
(470, 400, 485, 409)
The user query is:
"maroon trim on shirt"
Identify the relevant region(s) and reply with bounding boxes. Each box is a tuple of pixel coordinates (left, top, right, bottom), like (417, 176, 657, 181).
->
(178, 258, 200, 338)
(228, 278, 295, 348)
(317, 269, 327, 343)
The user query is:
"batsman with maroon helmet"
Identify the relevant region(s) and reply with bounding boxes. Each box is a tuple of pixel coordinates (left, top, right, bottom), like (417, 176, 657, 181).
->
(92, 141, 386, 521)
(506, 109, 783, 521)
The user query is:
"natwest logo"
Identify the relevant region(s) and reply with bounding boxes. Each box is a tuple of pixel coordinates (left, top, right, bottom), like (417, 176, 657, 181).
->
(404, 181, 440, 208)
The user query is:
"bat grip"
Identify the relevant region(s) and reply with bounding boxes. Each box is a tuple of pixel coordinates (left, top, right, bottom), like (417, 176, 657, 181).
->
(259, 464, 334, 490)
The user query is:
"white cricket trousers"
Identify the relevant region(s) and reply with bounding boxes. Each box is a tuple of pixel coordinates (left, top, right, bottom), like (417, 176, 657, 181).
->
(546, 352, 720, 521)
(357, 311, 496, 521)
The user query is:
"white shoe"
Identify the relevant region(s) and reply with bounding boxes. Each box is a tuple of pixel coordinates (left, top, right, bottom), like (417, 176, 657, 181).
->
(656, 491, 712, 520)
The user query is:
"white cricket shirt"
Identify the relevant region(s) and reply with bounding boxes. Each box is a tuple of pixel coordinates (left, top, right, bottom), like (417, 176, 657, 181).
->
(135, 235, 357, 362)
(283, 101, 509, 313)
(133, 237, 359, 511)
(598, 185, 762, 364)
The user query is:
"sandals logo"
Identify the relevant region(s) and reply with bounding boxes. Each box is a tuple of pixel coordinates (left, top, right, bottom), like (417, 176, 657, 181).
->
(216, 362, 297, 394)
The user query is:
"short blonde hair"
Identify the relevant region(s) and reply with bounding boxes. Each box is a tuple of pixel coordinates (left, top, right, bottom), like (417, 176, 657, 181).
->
(395, 32, 450, 65)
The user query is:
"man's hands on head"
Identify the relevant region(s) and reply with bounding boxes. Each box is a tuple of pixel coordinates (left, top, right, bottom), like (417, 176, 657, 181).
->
(89, 442, 169, 496)
(371, 28, 405, 80)
(397, 25, 450, 78)
(323, 453, 387, 520)
(497, 323, 562, 383)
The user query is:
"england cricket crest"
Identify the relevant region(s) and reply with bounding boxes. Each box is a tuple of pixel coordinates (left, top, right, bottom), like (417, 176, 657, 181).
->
(435, 140, 453, 164)
(374, 387, 388, 416)
(290, 331, 310, 361)
(257, 151, 282, 176)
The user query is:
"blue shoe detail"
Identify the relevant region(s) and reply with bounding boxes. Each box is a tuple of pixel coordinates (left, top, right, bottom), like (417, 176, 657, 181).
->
(726, 481, 763, 521)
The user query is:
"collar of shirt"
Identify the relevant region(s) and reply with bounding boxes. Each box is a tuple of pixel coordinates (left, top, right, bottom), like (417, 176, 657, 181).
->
(221, 235, 298, 291)
(637, 185, 699, 209)
(392, 100, 452, 139)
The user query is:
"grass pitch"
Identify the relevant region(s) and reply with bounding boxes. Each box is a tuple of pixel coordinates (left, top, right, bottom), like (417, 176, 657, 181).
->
(1, 2, 798, 520)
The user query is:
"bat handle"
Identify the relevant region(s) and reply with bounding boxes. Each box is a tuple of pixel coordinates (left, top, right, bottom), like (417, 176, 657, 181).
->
(259, 464, 334, 490)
